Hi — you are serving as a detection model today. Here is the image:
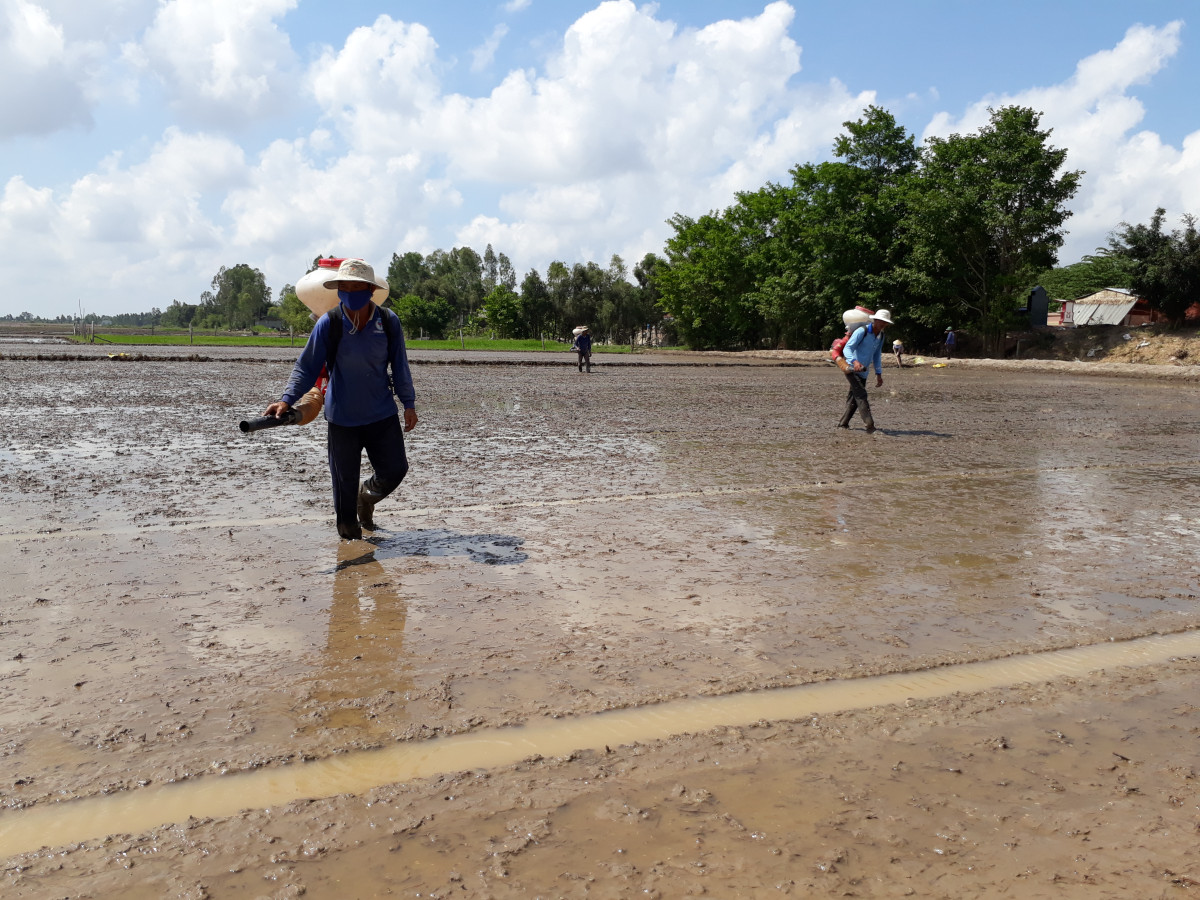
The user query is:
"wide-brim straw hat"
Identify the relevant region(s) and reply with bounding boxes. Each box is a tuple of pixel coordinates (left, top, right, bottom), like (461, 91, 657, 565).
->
(870, 308, 895, 325)
(322, 258, 390, 292)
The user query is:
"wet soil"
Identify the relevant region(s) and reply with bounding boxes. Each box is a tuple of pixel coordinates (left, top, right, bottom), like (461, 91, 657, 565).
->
(1, 350, 1199, 897)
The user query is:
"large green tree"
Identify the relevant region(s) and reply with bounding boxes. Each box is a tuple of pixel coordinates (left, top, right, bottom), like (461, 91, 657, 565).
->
(903, 106, 1082, 352)
(276, 284, 313, 332)
(481, 285, 522, 338)
(392, 293, 457, 339)
(1035, 252, 1135, 301)
(387, 251, 432, 304)
(1106, 209, 1200, 324)
(519, 268, 554, 338)
(655, 107, 921, 350)
(656, 210, 763, 350)
(200, 264, 271, 329)
(427, 246, 484, 321)
(160, 299, 198, 328)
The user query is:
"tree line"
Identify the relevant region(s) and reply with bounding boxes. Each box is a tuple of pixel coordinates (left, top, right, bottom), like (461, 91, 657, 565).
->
(653, 104, 1200, 353)
(651, 105, 1083, 354)
(153, 247, 666, 345)
(46, 103, 1199, 349)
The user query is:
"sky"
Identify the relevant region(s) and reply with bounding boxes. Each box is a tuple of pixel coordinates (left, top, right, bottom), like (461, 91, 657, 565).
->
(1, 0, 1198, 318)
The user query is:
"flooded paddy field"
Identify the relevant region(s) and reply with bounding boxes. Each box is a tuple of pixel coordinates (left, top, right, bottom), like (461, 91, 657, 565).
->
(1, 352, 1198, 897)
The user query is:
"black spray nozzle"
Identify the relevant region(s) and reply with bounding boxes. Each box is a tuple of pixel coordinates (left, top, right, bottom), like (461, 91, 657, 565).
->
(239, 409, 302, 433)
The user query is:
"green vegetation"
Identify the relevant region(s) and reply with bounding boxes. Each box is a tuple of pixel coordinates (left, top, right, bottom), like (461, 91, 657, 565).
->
(1035, 254, 1135, 301)
(71, 333, 303, 347)
(1033, 209, 1200, 326)
(71, 333, 634, 353)
(655, 105, 1082, 354)
(30, 106, 1197, 355)
(1105, 209, 1200, 325)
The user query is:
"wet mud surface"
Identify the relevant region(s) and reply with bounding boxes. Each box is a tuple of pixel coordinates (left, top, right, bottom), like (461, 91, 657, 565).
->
(2, 351, 1199, 897)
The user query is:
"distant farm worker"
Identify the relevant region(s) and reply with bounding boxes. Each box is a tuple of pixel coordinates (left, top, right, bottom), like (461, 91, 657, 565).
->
(837, 309, 894, 434)
(943, 327, 957, 359)
(892, 337, 904, 368)
(572, 325, 593, 373)
(264, 258, 419, 541)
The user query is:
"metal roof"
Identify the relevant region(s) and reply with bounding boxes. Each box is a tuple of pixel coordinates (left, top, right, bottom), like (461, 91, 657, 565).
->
(1069, 288, 1138, 326)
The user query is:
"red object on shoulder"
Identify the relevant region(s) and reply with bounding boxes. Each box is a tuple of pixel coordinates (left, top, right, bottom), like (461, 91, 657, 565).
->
(317, 258, 346, 269)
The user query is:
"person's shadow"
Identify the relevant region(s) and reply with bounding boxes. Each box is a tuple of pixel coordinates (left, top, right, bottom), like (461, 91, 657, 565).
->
(874, 428, 953, 438)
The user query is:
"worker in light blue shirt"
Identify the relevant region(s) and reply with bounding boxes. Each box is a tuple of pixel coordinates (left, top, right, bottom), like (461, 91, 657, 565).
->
(266, 258, 418, 540)
(837, 308, 893, 433)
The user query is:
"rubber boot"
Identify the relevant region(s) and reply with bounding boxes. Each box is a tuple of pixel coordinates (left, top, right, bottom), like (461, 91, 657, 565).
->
(337, 520, 362, 541)
(357, 483, 379, 531)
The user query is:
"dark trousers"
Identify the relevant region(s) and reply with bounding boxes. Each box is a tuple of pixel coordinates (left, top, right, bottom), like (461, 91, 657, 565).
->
(327, 414, 409, 533)
(838, 371, 874, 429)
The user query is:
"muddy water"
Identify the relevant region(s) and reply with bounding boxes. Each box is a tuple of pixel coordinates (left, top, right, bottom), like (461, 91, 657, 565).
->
(2, 629, 1196, 860)
(2, 355, 1200, 896)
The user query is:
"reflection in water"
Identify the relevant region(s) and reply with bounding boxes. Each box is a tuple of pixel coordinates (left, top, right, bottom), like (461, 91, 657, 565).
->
(302, 532, 525, 736)
(305, 543, 413, 734)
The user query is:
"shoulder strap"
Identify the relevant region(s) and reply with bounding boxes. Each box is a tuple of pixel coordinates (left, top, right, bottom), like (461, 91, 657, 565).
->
(323, 306, 344, 376)
(381, 307, 399, 359)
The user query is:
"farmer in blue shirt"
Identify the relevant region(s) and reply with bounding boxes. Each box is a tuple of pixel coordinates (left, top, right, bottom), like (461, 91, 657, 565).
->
(837, 308, 893, 433)
(572, 325, 593, 372)
(265, 258, 418, 540)
(943, 327, 957, 359)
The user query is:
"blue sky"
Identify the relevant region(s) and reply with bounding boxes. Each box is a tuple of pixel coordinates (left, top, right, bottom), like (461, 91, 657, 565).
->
(1, 0, 1197, 317)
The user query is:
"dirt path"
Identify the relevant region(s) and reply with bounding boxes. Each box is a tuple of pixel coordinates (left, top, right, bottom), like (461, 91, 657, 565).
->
(1, 353, 1198, 897)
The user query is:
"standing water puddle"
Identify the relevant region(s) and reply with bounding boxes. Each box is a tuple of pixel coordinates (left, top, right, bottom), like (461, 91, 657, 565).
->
(1, 630, 1198, 859)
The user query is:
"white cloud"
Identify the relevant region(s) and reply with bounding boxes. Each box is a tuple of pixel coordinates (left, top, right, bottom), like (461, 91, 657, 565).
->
(502, 0, 531, 12)
(0, 128, 248, 311)
(0, 175, 55, 231)
(34, 0, 158, 41)
(925, 21, 1196, 261)
(13, 2, 1198, 317)
(0, 0, 104, 137)
(434, 1, 867, 269)
(308, 14, 442, 151)
(128, 0, 299, 126)
(471, 23, 508, 72)
(2, 1, 877, 311)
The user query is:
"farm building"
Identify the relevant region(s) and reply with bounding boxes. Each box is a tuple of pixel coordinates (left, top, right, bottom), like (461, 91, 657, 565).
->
(1055, 288, 1165, 327)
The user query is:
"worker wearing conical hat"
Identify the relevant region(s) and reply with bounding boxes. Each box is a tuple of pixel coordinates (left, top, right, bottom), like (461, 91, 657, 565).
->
(837, 309, 893, 434)
(265, 258, 419, 540)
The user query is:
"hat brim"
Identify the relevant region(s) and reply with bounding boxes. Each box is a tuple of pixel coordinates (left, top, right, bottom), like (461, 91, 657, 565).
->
(322, 274, 390, 292)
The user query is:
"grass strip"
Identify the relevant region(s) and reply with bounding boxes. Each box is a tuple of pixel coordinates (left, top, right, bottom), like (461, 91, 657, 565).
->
(71, 334, 634, 353)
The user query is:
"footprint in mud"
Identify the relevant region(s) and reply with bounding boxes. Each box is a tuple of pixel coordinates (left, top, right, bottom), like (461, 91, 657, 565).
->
(366, 529, 528, 565)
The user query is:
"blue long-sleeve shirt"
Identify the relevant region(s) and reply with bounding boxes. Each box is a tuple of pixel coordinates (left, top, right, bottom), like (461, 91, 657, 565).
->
(843, 322, 885, 377)
(281, 305, 415, 427)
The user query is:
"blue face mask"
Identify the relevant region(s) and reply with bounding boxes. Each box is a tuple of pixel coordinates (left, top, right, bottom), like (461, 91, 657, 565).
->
(338, 288, 372, 311)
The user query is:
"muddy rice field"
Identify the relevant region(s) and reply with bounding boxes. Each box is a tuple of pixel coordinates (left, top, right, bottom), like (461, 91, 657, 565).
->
(1, 345, 1199, 898)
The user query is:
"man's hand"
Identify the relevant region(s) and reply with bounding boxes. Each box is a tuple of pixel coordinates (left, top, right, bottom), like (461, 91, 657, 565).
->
(875, 374, 883, 388)
(852, 360, 864, 372)
(265, 401, 291, 418)
(403, 407, 419, 432)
